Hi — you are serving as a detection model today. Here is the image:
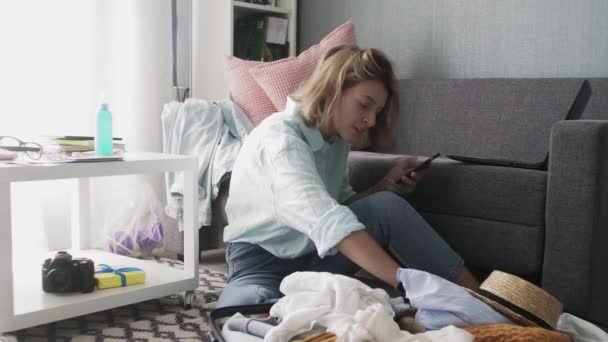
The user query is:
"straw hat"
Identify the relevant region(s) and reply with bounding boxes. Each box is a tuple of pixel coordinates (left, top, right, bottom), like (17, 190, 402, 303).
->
(467, 271, 563, 329)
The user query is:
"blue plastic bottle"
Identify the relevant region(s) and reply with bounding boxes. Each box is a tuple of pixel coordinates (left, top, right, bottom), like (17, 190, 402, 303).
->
(95, 100, 113, 156)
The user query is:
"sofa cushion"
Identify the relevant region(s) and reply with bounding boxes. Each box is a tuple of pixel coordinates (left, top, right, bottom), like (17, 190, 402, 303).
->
(224, 56, 278, 127)
(422, 213, 544, 277)
(249, 21, 356, 111)
(406, 157, 547, 276)
(348, 153, 547, 227)
(394, 79, 587, 166)
(347, 152, 547, 277)
(408, 158, 547, 227)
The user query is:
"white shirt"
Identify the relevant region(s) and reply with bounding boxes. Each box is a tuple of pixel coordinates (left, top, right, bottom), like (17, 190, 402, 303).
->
(396, 268, 512, 329)
(223, 98, 363, 258)
(266, 272, 473, 342)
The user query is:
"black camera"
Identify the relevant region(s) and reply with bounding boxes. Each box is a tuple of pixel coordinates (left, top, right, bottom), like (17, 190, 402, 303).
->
(42, 251, 95, 293)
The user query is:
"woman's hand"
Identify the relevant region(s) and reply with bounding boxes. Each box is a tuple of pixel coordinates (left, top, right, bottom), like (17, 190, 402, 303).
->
(372, 157, 425, 196)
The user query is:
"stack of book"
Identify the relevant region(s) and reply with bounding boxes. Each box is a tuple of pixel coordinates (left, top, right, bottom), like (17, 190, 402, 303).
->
(46, 136, 126, 154)
(234, 15, 289, 62)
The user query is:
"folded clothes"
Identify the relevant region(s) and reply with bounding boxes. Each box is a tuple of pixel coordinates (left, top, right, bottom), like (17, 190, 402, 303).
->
(397, 268, 512, 329)
(266, 271, 473, 342)
(222, 298, 415, 340)
(557, 313, 608, 342)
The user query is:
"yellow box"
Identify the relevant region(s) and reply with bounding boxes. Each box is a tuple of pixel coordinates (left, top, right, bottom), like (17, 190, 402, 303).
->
(95, 264, 145, 290)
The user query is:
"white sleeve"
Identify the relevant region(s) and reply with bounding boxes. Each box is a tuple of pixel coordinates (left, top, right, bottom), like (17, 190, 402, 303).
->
(268, 143, 364, 257)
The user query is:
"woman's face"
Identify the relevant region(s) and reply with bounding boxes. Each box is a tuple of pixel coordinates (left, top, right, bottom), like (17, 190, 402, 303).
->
(328, 80, 388, 147)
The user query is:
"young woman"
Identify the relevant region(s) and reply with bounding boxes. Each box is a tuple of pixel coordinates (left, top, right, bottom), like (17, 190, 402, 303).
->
(217, 45, 478, 308)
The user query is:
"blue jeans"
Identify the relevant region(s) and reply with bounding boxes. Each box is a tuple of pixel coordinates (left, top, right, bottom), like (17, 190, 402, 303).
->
(216, 191, 464, 308)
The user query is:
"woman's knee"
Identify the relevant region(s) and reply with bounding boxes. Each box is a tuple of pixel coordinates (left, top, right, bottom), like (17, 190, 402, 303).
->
(347, 192, 411, 244)
(369, 190, 407, 206)
(350, 191, 414, 221)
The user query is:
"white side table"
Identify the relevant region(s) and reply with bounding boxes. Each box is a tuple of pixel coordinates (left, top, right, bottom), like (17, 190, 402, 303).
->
(0, 152, 199, 334)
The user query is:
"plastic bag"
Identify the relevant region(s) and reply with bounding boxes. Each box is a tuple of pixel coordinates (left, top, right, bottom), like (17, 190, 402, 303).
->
(101, 176, 165, 257)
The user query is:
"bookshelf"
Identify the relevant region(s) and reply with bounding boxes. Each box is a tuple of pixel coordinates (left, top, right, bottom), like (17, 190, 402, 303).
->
(192, 0, 298, 101)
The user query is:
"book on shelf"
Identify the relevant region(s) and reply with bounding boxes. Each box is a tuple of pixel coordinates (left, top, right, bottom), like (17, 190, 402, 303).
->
(265, 16, 288, 45)
(44, 136, 126, 154)
(234, 16, 266, 61)
(234, 15, 288, 62)
(67, 150, 124, 162)
(5, 150, 125, 164)
(50, 135, 124, 141)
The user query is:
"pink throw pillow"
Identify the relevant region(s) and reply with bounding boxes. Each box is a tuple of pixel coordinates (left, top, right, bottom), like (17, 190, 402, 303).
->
(224, 56, 278, 126)
(249, 21, 357, 111)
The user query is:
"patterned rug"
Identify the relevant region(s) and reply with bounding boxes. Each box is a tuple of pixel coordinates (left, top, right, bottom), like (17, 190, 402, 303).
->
(5, 258, 227, 342)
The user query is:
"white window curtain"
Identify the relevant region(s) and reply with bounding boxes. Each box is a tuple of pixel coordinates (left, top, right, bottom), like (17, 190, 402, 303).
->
(1, 0, 175, 251)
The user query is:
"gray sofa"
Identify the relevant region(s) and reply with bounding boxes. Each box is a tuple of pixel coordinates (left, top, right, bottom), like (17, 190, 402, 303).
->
(190, 78, 608, 327)
(348, 78, 608, 327)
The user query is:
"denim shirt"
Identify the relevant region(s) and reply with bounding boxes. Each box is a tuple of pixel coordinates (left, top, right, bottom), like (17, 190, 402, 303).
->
(223, 98, 363, 258)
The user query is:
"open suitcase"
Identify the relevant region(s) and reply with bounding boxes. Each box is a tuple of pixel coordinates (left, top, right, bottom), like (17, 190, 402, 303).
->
(208, 300, 416, 342)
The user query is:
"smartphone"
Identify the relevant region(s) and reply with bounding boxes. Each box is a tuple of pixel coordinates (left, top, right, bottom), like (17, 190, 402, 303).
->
(406, 153, 440, 178)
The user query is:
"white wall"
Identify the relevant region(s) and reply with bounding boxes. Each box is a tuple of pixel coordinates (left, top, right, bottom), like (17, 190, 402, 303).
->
(1, 1, 175, 253)
(191, 0, 232, 101)
(175, 0, 192, 96)
(298, 0, 608, 78)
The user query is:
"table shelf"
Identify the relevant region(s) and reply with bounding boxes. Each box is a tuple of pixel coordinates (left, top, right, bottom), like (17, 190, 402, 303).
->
(0, 152, 199, 333)
(12, 249, 194, 329)
(0, 152, 194, 182)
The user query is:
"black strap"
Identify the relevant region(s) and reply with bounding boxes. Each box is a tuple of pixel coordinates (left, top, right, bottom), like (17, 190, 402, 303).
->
(476, 288, 552, 329)
(397, 282, 410, 305)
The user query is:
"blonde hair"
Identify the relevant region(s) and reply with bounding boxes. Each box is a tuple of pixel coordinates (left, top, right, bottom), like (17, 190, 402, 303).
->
(293, 45, 399, 150)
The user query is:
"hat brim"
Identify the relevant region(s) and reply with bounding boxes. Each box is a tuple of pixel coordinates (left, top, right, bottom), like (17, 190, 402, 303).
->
(465, 288, 543, 328)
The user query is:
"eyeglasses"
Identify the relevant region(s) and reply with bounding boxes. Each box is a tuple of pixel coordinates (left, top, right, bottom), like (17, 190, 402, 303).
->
(0, 136, 43, 160)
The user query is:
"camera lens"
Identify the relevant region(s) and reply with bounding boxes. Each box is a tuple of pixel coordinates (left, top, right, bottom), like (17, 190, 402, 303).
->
(46, 269, 72, 292)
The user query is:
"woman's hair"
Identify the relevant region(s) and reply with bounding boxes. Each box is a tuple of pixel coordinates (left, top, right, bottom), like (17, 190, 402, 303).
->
(293, 45, 399, 150)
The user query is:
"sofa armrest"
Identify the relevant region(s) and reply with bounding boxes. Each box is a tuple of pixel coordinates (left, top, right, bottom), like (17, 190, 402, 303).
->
(544, 120, 608, 321)
(347, 151, 409, 192)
